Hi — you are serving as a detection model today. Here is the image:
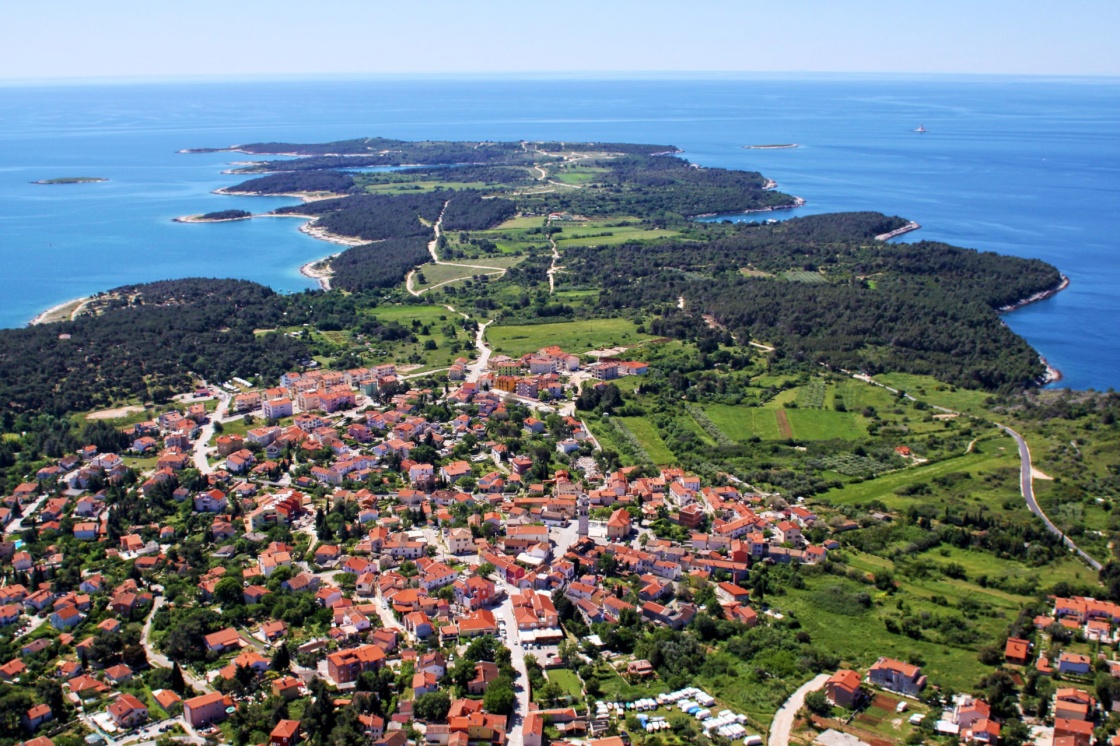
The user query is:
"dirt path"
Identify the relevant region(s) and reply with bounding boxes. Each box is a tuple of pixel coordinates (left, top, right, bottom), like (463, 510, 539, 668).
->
(775, 409, 793, 439)
(407, 201, 507, 296)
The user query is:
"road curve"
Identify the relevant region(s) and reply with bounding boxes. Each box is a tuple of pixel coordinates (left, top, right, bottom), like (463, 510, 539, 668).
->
(849, 370, 1103, 571)
(998, 423, 1102, 571)
(769, 673, 830, 746)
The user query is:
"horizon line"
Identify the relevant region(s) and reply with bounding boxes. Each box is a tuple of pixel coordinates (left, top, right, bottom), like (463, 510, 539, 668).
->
(3, 70, 1120, 87)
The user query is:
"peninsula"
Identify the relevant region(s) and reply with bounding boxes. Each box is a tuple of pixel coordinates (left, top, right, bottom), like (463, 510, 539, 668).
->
(1, 136, 1102, 746)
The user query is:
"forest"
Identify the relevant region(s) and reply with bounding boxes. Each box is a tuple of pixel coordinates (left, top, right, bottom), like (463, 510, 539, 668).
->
(0, 280, 308, 417)
(329, 238, 433, 292)
(276, 193, 446, 240)
(224, 170, 356, 195)
(561, 213, 1061, 390)
(515, 154, 797, 217)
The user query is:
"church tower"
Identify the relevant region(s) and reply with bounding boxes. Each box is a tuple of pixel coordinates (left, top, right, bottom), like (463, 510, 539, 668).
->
(577, 493, 589, 537)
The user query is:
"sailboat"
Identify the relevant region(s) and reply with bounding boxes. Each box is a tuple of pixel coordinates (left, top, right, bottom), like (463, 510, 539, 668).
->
(914, 123, 927, 133)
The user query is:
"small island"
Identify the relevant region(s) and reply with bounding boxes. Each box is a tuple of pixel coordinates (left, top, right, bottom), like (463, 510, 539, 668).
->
(173, 209, 252, 223)
(32, 176, 109, 184)
(744, 144, 799, 150)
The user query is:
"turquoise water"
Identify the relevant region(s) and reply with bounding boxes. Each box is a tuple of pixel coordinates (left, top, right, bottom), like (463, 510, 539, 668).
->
(0, 76, 1117, 389)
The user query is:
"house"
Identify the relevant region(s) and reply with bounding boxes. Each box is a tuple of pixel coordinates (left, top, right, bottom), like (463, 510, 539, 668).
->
(22, 704, 52, 733)
(270, 720, 302, 746)
(826, 669, 862, 709)
(606, 508, 631, 540)
(1057, 652, 1092, 676)
(868, 657, 927, 696)
(468, 662, 500, 695)
(1005, 637, 1031, 665)
(327, 644, 386, 685)
(184, 692, 236, 728)
(1053, 718, 1094, 746)
(108, 694, 149, 729)
(154, 689, 182, 713)
(448, 528, 474, 555)
(272, 677, 303, 702)
(440, 461, 472, 484)
(204, 627, 243, 654)
(104, 664, 134, 684)
(50, 605, 84, 630)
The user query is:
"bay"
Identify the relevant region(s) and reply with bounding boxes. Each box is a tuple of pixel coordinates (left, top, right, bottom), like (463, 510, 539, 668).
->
(0, 75, 1116, 389)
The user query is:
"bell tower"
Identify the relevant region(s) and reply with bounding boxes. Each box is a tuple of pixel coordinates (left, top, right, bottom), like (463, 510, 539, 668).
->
(577, 493, 589, 537)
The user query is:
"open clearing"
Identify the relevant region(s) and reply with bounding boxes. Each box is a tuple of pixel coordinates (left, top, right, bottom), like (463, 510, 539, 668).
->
(488, 318, 654, 358)
(86, 405, 146, 420)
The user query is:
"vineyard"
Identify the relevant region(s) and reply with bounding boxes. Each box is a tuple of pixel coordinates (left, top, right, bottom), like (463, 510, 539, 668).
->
(796, 380, 827, 409)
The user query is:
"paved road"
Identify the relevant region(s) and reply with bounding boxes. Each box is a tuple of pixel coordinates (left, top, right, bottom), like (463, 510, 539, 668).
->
(769, 673, 830, 746)
(192, 389, 229, 475)
(851, 371, 1103, 571)
(5, 493, 49, 537)
(999, 423, 1102, 571)
(141, 596, 213, 693)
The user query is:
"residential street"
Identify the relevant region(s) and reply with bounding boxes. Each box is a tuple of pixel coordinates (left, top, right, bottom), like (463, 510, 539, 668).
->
(768, 673, 830, 746)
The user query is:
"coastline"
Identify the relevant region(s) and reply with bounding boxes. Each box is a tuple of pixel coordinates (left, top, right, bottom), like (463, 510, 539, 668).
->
(299, 254, 339, 291)
(173, 214, 251, 224)
(999, 274, 1070, 313)
(875, 221, 922, 241)
(29, 296, 89, 326)
(997, 275, 1071, 386)
(694, 196, 806, 219)
(1040, 357, 1063, 385)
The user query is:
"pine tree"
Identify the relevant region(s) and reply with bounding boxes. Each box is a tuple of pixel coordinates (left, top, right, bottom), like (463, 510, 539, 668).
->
(170, 661, 186, 694)
(271, 643, 291, 673)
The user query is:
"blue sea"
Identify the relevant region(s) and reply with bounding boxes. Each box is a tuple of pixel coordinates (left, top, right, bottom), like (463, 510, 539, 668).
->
(1, 75, 1117, 389)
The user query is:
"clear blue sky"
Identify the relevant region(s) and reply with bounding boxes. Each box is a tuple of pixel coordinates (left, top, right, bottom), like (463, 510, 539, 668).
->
(3, 0, 1117, 81)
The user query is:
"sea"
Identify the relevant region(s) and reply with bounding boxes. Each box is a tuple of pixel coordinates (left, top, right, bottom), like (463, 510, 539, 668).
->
(1, 75, 1117, 390)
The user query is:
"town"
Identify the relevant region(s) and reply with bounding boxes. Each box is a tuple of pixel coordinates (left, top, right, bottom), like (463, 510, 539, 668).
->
(1, 340, 1118, 746)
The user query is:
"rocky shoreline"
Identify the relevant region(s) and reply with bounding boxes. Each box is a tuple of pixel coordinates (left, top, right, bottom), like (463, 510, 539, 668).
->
(875, 221, 922, 241)
(999, 274, 1070, 313)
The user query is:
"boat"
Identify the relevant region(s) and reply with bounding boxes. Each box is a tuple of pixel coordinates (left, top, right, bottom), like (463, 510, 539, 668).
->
(914, 123, 927, 133)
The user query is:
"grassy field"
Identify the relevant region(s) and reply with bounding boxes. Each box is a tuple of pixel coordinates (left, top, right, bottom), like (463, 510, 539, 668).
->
(618, 417, 677, 465)
(700, 403, 864, 441)
(784, 409, 867, 440)
(416, 263, 505, 288)
(593, 667, 669, 702)
(545, 668, 584, 698)
(494, 215, 548, 230)
(821, 435, 1022, 510)
(554, 226, 678, 247)
(767, 572, 999, 693)
(702, 404, 783, 440)
(488, 318, 653, 357)
(872, 373, 998, 417)
(913, 545, 1098, 588)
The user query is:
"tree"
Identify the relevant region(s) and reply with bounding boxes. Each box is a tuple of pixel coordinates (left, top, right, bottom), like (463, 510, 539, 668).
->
(213, 576, 244, 607)
(304, 678, 336, 746)
(414, 691, 451, 722)
(483, 677, 516, 715)
(804, 690, 832, 716)
(170, 662, 187, 694)
(271, 643, 291, 673)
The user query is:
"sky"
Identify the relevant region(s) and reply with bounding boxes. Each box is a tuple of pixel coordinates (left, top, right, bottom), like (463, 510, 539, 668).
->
(2, 0, 1117, 82)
